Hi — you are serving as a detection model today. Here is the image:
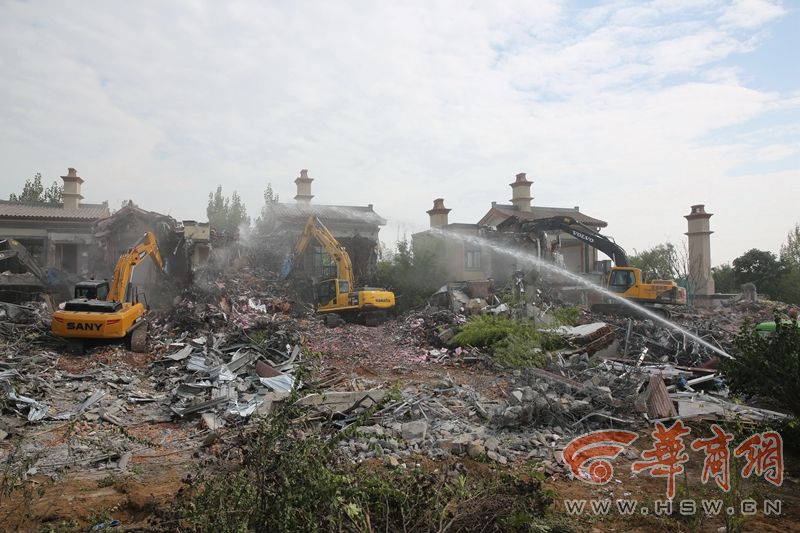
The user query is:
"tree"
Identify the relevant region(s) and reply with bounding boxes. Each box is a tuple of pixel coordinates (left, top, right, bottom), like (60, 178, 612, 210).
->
(263, 183, 279, 204)
(207, 185, 250, 235)
(780, 223, 800, 267)
(254, 182, 281, 235)
(732, 248, 784, 293)
(9, 173, 63, 204)
(629, 242, 679, 281)
(376, 238, 442, 312)
(712, 263, 738, 293)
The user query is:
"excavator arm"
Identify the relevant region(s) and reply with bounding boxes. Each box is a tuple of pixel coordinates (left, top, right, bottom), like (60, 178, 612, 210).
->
(496, 216, 628, 267)
(108, 231, 165, 303)
(293, 216, 354, 285)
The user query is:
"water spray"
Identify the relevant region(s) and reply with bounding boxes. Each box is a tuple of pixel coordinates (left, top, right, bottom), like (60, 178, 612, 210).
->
(429, 227, 734, 360)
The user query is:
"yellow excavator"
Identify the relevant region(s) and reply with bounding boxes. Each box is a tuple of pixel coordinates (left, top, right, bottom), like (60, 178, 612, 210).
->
(289, 216, 395, 325)
(52, 231, 164, 353)
(496, 216, 686, 317)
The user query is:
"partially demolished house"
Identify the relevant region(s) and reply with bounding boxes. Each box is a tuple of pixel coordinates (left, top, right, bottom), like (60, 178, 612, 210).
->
(413, 172, 608, 285)
(91, 203, 210, 290)
(0, 168, 110, 276)
(0, 169, 211, 306)
(258, 169, 386, 284)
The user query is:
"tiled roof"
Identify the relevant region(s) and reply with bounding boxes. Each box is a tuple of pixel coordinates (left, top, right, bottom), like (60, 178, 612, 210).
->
(268, 202, 386, 225)
(0, 200, 110, 221)
(93, 204, 175, 232)
(482, 204, 607, 227)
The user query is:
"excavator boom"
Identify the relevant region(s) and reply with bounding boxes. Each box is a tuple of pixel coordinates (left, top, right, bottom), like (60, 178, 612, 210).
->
(497, 216, 628, 267)
(293, 216, 354, 285)
(108, 231, 165, 303)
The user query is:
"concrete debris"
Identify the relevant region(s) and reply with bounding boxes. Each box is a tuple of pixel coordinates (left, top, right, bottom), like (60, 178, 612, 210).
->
(0, 249, 794, 497)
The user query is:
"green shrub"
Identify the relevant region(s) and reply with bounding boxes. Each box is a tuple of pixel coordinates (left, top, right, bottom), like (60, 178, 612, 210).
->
(493, 331, 546, 368)
(551, 306, 580, 326)
(452, 315, 530, 348)
(453, 315, 565, 368)
(493, 330, 566, 368)
(721, 316, 800, 418)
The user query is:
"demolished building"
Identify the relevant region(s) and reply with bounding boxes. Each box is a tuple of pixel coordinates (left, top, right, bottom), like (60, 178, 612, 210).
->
(90, 203, 211, 298)
(413, 172, 608, 286)
(0, 168, 110, 276)
(258, 169, 386, 284)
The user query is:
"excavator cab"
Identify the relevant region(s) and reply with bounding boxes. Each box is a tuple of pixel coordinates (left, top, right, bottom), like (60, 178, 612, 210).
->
(607, 268, 637, 293)
(73, 280, 110, 300)
(316, 279, 338, 307)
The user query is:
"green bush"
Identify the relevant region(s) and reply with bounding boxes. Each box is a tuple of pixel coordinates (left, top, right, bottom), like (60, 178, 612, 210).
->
(453, 315, 564, 368)
(452, 315, 530, 348)
(721, 316, 800, 418)
(493, 331, 546, 368)
(551, 306, 580, 326)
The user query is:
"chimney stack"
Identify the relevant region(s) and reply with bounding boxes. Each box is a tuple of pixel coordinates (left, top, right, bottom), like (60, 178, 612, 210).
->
(685, 204, 714, 297)
(60, 167, 84, 210)
(427, 198, 451, 228)
(294, 169, 314, 204)
(509, 172, 532, 212)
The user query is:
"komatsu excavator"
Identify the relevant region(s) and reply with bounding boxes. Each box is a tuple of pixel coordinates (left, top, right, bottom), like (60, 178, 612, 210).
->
(288, 216, 395, 325)
(496, 216, 686, 317)
(51, 231, 164, 353)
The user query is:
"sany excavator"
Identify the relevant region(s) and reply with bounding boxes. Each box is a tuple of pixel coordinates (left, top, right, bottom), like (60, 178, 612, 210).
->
(287, 216, 395, 325)
(496, 216, 686, 317)
(52, 231, 164, 353)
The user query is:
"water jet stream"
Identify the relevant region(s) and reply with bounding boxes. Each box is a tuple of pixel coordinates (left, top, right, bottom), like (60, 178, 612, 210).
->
(430, 228, 733, 360)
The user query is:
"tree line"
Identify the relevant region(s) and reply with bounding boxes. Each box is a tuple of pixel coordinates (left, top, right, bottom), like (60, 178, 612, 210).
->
(629, 223, 800, 305)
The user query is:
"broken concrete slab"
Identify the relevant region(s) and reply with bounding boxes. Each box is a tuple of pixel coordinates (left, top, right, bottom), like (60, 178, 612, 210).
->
(401, 420, 428, 441)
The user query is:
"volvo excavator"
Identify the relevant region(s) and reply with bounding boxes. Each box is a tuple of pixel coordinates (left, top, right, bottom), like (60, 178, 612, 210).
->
(496, 216, 686, 317)
(51, 231, 164, 353)
(287, 216, 395, 325)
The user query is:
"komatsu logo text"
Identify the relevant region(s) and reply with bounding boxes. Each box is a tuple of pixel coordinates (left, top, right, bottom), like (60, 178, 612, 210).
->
(66, 322, 103, 331)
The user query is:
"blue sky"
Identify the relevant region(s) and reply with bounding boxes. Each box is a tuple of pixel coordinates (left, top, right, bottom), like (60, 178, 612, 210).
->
(0, 0, 798, 265)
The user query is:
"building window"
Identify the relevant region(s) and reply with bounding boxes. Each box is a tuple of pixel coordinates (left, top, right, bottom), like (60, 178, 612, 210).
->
(465, 249, 481, 270)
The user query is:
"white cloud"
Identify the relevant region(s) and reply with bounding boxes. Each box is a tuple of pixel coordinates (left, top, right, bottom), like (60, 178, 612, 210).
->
(719, 0, 786, 30)
(0, 0, 797, 264)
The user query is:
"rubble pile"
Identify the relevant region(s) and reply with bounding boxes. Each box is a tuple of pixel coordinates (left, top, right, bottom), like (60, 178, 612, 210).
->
(0, 255, 797, 522)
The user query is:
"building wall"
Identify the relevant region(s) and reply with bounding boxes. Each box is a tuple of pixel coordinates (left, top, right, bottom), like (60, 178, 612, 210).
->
(0, 219, 96, 275)
(413, 228, 493, 283)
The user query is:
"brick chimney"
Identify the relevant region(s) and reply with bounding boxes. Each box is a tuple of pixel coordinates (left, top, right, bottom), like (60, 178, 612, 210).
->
(685, 204, 714, 297)
(294, 169, 314, 204)
(509, 172, 532, 212)
(427, 198, 451, 228)
(60, 168, 84, 210)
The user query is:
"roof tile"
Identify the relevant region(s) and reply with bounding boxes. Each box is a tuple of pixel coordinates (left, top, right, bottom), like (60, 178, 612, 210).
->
(0, 200, 110, 221)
